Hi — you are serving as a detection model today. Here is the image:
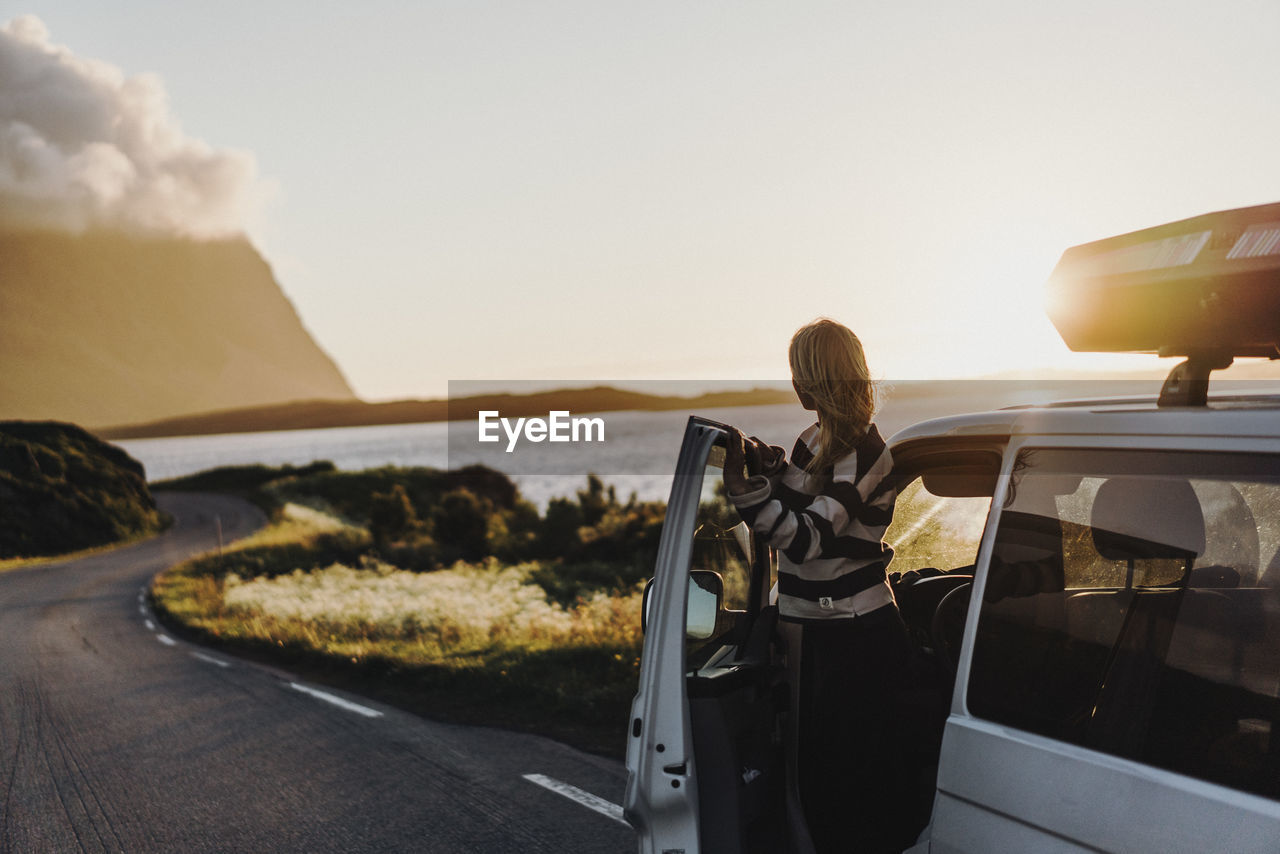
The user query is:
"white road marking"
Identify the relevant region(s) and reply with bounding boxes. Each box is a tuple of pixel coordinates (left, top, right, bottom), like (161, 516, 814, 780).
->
(156, 634, 177, 646)
(289, 682, 383, 718)
(521, 774, 628, 826)
(138, 604, 146, 615)
(144, 619, 155, 630)
(191, 652, 231, 669)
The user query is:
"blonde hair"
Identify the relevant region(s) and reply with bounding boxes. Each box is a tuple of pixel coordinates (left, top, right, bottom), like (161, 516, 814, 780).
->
(788, 318, 877, 475)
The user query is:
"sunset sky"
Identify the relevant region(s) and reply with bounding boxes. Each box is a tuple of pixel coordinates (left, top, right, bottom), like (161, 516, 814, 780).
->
(6, 2, 1280, 400)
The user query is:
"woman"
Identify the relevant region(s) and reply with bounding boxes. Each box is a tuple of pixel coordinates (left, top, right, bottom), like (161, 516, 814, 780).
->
(723, 318, 915, 854)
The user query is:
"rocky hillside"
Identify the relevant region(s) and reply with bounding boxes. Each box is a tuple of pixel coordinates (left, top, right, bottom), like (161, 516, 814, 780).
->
(0, 230, 355, 427)
(0, 421, 165, 559)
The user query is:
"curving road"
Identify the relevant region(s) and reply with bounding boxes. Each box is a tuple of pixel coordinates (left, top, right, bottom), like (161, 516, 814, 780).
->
(0, 493, 636, 853)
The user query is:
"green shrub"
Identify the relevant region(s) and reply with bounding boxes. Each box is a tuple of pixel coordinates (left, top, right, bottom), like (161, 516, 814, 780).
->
(160, 463, 666, 587)
(153, 461, 337, 494)
(539, 497, 584, 557)
(431, 488, 489, 561)
(369, 483, 419, 548)
(576, 474, 611, 526)
(270, 464, 519, 524)
(488, 499, 540, 562)
(530, 559, 645, 607)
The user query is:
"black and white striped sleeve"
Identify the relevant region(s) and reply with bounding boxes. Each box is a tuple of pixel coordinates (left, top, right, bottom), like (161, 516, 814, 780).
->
(729, 430, 894, 564)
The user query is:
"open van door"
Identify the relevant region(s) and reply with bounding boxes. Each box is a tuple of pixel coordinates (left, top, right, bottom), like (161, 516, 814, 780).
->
(624, 417, 789, 854)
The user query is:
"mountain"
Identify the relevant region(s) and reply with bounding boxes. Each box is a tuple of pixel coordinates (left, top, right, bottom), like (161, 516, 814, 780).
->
(0, 229, 355, 427)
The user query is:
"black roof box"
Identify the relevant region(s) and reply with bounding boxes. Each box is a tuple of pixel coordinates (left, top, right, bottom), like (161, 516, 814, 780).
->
(1047, 202, 1280, 358)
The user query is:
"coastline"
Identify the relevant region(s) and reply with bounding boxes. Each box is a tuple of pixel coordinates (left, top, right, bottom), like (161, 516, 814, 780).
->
(95, 385, 796, 440)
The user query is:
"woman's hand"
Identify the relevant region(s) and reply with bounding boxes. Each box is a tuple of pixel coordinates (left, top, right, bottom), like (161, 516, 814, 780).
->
(747, 436, 784, 474)
(725, 429, 785, 495)
(723, 428, 750, 495)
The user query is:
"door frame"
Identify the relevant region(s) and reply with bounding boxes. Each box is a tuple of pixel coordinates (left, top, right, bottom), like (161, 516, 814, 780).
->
(624, 416, 726, 854)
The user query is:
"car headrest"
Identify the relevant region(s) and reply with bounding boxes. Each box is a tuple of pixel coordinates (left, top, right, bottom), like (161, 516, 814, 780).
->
(1091, 477, 1205, 561)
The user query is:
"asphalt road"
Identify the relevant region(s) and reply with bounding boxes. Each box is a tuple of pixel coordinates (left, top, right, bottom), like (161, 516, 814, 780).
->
(0, 492, 636, 853)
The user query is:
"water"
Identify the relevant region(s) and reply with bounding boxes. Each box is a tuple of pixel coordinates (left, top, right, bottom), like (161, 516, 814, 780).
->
(118, 405, 808, 508)
(116, 388, 1044, 508)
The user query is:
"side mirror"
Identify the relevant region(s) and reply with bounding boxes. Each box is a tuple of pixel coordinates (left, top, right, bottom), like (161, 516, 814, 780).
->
(642, 570, 725, 640)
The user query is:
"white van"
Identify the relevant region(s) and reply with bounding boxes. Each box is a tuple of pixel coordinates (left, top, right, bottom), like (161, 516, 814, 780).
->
(624, 203, 1280, 853)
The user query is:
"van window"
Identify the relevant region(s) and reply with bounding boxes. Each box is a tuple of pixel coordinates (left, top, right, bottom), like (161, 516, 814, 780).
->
(886, 478, 990, 575)
(683, 455, 758, 661)
(968, 448, 1280, 801)
(691, 462, 754, 614)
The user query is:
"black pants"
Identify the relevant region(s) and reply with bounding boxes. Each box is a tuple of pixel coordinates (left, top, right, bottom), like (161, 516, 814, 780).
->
(797, 605, 916, 854)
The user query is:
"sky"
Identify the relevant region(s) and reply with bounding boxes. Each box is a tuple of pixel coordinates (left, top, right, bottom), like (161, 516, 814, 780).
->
(5, 1, 1280, 400)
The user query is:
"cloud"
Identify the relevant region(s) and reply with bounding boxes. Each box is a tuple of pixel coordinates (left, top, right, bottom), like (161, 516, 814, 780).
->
(0, 15, 268, 237)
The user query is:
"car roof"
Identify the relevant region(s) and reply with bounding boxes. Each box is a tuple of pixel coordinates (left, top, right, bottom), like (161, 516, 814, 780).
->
(889, 393, 1280, 445)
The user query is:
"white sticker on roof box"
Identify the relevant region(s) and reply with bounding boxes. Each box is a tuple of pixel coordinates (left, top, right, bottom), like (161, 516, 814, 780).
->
(1227, 223, 1280, 259)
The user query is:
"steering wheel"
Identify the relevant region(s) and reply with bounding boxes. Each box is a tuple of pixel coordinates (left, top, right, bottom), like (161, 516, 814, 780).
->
(931, 582, 972, 677)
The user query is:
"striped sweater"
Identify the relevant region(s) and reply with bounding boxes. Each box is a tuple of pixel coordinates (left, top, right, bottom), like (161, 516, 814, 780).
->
(728, 422, 897, 621)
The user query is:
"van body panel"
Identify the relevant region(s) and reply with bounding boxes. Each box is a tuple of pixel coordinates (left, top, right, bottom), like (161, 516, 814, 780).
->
(935, 718, 1280, 854)
(928, 791, 1098, 854)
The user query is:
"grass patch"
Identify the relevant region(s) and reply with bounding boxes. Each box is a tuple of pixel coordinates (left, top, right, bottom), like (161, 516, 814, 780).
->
(151, 496, 646, 757)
